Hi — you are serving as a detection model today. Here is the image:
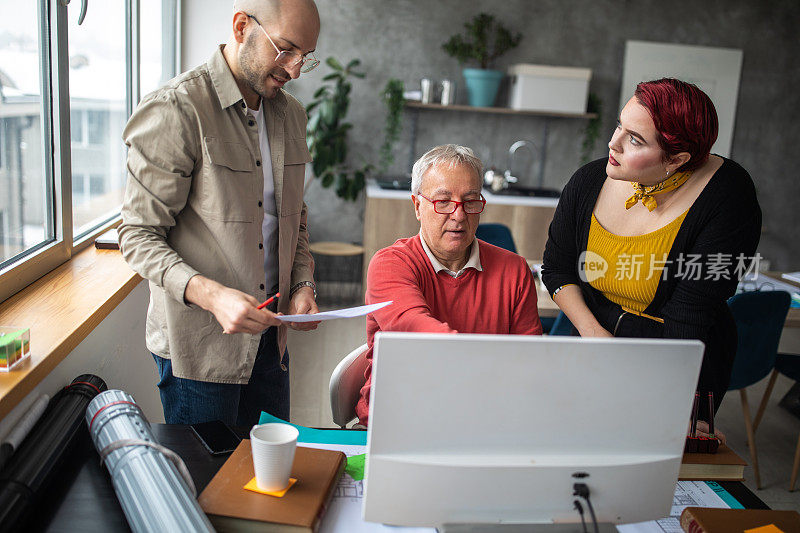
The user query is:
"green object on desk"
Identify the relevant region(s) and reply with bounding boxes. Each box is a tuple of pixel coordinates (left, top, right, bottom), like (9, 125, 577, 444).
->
(344, 453, 366, 480)
(258, 412, 368, 446)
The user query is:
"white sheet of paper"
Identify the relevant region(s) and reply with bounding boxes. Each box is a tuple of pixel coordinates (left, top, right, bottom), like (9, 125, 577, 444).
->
(276, 301, 392, 323)
(616, 481, 732, 533)
(300, 443, 435, 533)
(738, 273, 800, 296)
(300, 443, 731, 533)
(783, 272, 800, 284)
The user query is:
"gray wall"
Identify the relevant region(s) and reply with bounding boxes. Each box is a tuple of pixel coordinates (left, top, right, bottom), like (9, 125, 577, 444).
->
(183, 0, 800, 269)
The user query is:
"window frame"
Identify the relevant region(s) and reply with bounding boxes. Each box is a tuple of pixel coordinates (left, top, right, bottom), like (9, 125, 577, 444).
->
(0, 0, 179, 303)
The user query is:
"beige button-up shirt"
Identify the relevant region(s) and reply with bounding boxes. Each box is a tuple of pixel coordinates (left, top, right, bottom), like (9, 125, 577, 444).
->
(119, 45, 314, 383)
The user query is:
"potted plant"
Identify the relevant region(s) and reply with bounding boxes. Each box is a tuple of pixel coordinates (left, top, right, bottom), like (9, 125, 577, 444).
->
(442, 13, 522, 107)
(379, 78, 405, 175)
(580, 93, 603, 165)
(306, 57, 372, 201)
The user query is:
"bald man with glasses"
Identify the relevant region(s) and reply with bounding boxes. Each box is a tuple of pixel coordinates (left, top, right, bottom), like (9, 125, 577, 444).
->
(355, 145, 544, 427)
(119, 0, 321, 426)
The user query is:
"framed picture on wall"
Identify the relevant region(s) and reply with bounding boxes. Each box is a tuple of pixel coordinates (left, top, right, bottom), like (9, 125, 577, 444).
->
(620, 41, 743, 157)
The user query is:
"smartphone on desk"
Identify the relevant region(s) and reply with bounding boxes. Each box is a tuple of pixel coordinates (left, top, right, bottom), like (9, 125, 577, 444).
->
(190, 420, 241, 455)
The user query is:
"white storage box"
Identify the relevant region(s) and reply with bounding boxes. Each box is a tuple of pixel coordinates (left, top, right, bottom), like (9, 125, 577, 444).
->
(508, 64, 591, 114)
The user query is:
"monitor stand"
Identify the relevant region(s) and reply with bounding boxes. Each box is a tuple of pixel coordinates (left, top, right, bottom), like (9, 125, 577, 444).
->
(440, 523, 617, 532)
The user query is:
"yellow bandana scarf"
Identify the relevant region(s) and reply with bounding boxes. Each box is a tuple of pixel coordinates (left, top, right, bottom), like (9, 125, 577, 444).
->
(625, 170, 692, 212)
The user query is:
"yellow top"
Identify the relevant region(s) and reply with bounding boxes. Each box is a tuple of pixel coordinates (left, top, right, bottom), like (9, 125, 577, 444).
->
(586, 210, 689, 321)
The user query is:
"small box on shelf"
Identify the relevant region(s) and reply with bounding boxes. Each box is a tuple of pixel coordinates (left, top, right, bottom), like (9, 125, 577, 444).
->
(508, 64, 591, 114)
(0, 327, 31, 371)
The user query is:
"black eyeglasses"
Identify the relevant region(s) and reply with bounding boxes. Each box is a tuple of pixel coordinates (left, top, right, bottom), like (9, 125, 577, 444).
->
(417, 193, 486, 214)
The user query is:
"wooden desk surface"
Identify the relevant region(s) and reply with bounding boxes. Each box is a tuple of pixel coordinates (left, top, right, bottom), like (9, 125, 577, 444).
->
(27, 425, 768, 532)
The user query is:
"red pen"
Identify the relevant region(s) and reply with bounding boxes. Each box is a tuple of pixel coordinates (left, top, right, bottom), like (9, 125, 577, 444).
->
(257, 292, 280, 310)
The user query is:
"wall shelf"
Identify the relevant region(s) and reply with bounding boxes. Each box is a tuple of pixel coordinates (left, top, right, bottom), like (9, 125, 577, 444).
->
(405, 101, 598, 120)
(403, 102, 598, 182)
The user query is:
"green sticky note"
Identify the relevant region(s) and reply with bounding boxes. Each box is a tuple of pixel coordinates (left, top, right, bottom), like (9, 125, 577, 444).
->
(258, 412, 367, 446)
(344, 453, 366, 481)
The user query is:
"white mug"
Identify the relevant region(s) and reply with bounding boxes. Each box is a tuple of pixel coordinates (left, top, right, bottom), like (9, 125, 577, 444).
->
(249, 423, 299, 492)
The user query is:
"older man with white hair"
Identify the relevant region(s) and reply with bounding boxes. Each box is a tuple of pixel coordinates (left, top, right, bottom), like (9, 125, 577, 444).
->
(119, 0, 321, 426)
(356, 144, 543, 426)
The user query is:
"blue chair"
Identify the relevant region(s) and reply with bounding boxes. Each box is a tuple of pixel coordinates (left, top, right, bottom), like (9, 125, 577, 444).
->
(548, 310, 574, 336)
(752, 347, 800, 490)
(475, 223, 571, 334)
(475, 223, 517, 254)
(727, 290, 792, 489)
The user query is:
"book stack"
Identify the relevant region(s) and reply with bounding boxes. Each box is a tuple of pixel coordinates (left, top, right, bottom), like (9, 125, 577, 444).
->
(199, 440, 346, 532)
(679, 444, 747, 481)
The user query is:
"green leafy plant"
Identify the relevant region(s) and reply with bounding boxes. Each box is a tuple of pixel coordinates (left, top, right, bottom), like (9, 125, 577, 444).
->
(442, 13, 522, 69)
(306, 57, 372, 201)
(580, 93, 603, 165)
(378, 78, 405, 174)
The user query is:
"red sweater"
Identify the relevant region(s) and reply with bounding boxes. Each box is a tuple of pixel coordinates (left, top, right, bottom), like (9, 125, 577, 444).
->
(356, 235, 542, 425)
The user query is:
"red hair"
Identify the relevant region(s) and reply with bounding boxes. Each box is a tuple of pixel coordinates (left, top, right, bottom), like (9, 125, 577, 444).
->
(634, 78, 718, 172)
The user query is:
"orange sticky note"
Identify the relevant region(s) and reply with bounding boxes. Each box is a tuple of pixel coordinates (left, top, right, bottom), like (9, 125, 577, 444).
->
(243, 477, 297, 497)
(745, 525, 785, 533)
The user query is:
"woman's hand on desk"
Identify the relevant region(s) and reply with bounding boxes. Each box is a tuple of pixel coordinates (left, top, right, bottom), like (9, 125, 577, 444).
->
(693, 420, 727, 445)
(552, 285, 613, 337)
(579, 325, 614, 338)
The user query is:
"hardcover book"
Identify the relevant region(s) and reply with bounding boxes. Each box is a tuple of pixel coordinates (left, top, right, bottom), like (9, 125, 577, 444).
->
(198, 440, 346, 532)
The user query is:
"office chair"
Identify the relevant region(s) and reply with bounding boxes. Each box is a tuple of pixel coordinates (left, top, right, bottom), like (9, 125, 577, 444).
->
(329, 343, 369, 428)
(475, 223, 517, 254)
(727, 290, 792, 489)
(752, 351, 800, 491)
(475, 222, 573, 335)
(545, 309, 573, 336)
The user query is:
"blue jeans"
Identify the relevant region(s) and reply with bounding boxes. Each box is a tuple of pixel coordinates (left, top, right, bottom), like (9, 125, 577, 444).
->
(152, 327, 289, 427)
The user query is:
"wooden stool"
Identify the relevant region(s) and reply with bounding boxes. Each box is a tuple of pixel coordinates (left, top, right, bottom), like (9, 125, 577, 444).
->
(308, 242, 365, 306)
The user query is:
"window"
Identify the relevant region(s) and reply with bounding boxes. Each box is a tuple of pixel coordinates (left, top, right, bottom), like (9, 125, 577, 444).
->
(0, 1, 54, 267)
(140, 0, 179, 98)
(68, 1, 127, 237)
(0, 0, 178, 303)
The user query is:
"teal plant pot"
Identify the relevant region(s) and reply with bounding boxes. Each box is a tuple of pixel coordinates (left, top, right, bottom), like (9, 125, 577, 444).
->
(462, 68, 504, 107)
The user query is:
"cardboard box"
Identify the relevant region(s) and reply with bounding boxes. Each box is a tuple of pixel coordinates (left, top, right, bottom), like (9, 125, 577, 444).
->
(508, 64, 591, 114)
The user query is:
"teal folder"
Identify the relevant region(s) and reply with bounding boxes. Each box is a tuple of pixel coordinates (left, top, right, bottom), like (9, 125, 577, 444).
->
(258, 412, 367, 446)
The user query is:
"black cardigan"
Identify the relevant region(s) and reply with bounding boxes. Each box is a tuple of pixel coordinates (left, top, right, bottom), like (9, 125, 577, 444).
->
(542, 157, 762, 417)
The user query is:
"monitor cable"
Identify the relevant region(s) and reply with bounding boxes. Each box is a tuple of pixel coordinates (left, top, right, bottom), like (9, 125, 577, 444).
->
(573, 499, 588, 533)
(573, 483, 599, 533)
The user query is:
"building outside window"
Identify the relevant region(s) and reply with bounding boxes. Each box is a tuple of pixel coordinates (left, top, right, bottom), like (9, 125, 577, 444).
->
(0, 0, 178, 302)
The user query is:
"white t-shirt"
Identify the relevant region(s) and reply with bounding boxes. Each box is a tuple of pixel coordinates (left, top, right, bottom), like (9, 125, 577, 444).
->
(248, 103, 279, 293)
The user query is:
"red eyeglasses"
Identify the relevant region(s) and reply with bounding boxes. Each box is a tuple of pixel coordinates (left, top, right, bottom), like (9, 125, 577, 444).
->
(417, 193, 486, 214)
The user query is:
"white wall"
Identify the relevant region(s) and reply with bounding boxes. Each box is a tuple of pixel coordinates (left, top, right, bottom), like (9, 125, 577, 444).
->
(181, 0, 230, 71)
(0, 280, 163, 440)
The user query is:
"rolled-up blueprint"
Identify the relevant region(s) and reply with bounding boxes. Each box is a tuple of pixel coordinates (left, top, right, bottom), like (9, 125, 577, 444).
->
(85, 389, 214, 533)
(0, 393, 50, 471)
(0, 374, 107, 532)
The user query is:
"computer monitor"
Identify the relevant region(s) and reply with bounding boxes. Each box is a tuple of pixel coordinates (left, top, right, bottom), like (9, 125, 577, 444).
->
(363, 333, 704, 528)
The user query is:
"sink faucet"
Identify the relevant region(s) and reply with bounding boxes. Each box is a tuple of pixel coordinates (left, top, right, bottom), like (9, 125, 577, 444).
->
(505, 140, 536, 186)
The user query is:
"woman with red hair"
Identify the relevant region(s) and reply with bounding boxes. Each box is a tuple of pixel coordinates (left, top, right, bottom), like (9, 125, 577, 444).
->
(543, 78, 761, 435)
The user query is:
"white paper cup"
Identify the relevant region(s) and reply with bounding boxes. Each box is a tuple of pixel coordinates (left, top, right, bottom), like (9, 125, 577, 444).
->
(250, 423, 299, 492)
